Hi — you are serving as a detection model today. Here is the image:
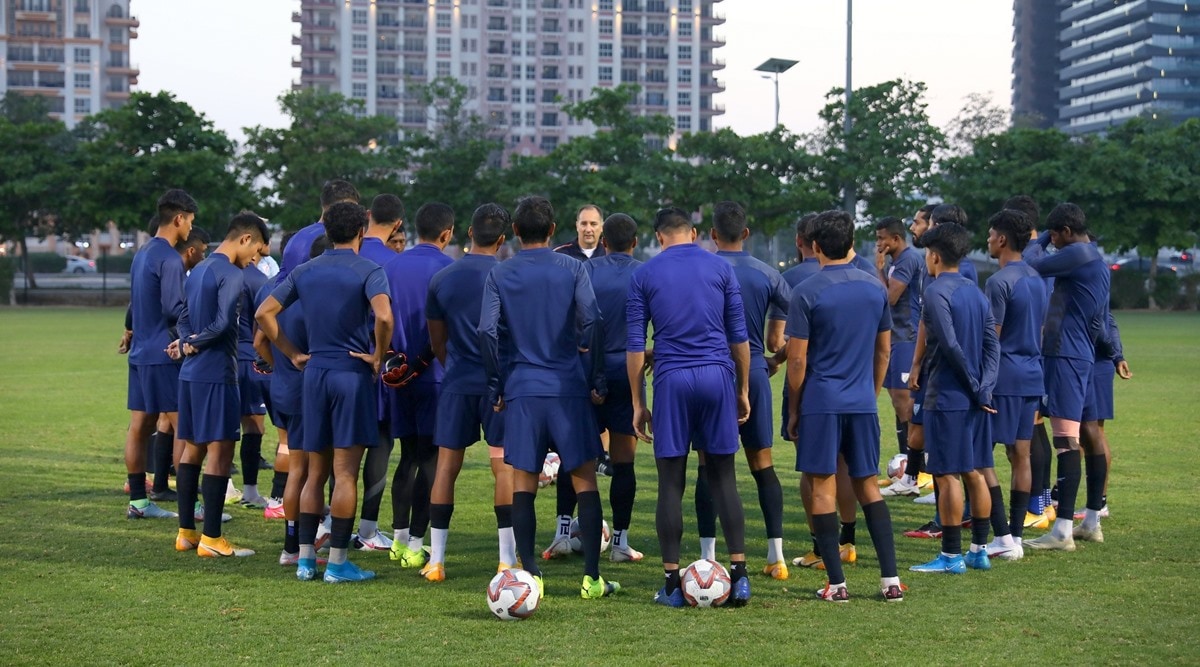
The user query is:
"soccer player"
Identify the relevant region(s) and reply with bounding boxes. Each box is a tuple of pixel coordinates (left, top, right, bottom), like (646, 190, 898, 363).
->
(479, 196, 619, 600)
(981, 209, 1047, 561)
(1024, 203, 1112, 551)
(785, 209, 904, 602)
(583, 212, 645, 562)
(909, 222, 1000, 574)
(170, 212, 270, 557)
(627, 206, 751, 608)
(382, 202, 454, 566)
(352, 194, 404, 552)
(705, 201, 791, 579)
(553, 203, 606, 261)
(257, 202, 393, 583)
(875, 216, 923, 491)
(278, 179, 360, 277)
(387, 225, 407, 253)
(123, 189, 197, 520)
(1078, 310, 1131, 521)
(422, 203, 517, 581)
(235, 230, 272, 510)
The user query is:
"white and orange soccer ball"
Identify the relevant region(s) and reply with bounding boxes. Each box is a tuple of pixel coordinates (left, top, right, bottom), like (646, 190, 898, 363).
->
(680, 559, 732, 607)
(539, 452, 561, 488)
(486, 568, 541, 621)
(567, 517, 611, 553)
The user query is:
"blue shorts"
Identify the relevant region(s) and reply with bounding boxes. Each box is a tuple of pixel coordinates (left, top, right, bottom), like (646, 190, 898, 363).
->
(1082, 361, 1115, 422)
(884, 341, 916, 390)
(177, 380, 240, 445)
(303, 367, 378, 452)
(738, 367, 773, 449)
(269, 369, 302, 421)
(594, 375, 635, 437)
(794, 412, 880, 478)
(924, 409, 992, 475)
(910, 381, 926, 426)
(1043, 357, 1092, 423)
(503, 396, 602, 474)
(127, 364, 180, 414)
(652, 366, 740, 459)
(435, 391, 505, 449)
(237, 360, 268, 416)
(388, 385, 439, 439)
(276, 410, 304, 450)
(991, 395, 1038, 445)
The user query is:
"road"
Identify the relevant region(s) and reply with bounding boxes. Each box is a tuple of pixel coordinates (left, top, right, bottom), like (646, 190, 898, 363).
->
(14, 273, 131, 289)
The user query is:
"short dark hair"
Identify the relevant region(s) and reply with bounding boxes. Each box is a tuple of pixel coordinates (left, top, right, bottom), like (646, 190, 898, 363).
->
(370, 194, 405, 225)
(1046, 202, 1087, 234)
(602, 213, 638, 252)
(795, 213, 819, 241)
(471, 203, 510, 247)
(157, 189, 198, 226)
(279, 231, 296, 258)
(653, 206, 692, 233)
(809, 210, 855, 260)
(310, 234, 332, 258)
(324, 202, 368, 244)
(988, 209, 1031, 252)
(874, 216, 906, 238)
(917, 203, 937, 218)
(415, 202, 455, 241)
(175, 226, 210, 253)
(226, 212, 269, 244)
(513, 196, 555, 243)
(320, 179, 360, 208)
(1002, 195, 1039, 229)
(921, 221, 972, 266)
(931, 203, 969, 229)
(711, 200, 747, 242)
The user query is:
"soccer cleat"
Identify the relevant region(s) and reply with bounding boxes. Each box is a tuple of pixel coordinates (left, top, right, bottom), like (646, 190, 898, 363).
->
(581, 575, 620, 599)
(542, 535, 573, 560)
(324, 560, 376, 583)
(913, 492, 937, 505)
(964, 550, 991, 570)
(175, 528, 201, 552)
(239, 493, 268, 509)
(263, 499, 285, 520)
(1074, 505, 1110, 520)
(279, 551, 327, 567)
(904, 522, 942, 539)
(197, 535, 255, 558)
(393, 545, 428, 568)
(726, 576, 751, 607)
(1044, 505, 1057, 522)
(1024, 511, 1051, 530)
(816, 543, 857, 571)
(909, 553, 967, 574)
(815, 583, 850, 603)
(882, 584, 905, 602)
(352, 531, 394, 552)
(497, 562, 514, 573)
(881, 477, 921, 497)
(127, 501, 178, 520)
(1023, 532, 1076, 552)
(258, 456, 273, 470)
(1073, 523, 1104, 543)
(917, 473, 934, 489)
(194, 505, 232, 523)
(224, 486, 242, 504)
(985, 538, 1024, 560)
(314, 519, 331, 552)
(792, 551, 823, 568)
(762, 561, 790, 580)
(654, 586, 687, 608)
(419, 562, 446, 582)
(296, 558, 318, 581)
(610, 544, 644, 562)
(532, 575, 544, 598)
(148, 488, 177, 502)
(123, 480, 153, 495)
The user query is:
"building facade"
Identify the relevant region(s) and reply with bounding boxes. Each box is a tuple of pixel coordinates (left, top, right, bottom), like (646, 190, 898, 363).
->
(1010, 0, 1061, 128)
(0, 0, 139, 127)
(292, 0, 725, 156)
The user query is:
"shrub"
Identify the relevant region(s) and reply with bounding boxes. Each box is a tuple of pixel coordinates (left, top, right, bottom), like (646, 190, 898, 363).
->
(96, 254, 135, 273)
(25, 252, 67, 273)
(1110, 269, 1148, 310)
(0, 256, 13, 302)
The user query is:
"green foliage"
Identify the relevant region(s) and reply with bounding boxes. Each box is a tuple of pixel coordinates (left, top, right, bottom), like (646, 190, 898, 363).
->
(95, 253, 135, 274)
(0, 255, 13, 301)
(24, 252, 67, 273)
(1179, 274, 1200, 311)
(1110, 269, 1150, 310)
(0, 94, 74, 271)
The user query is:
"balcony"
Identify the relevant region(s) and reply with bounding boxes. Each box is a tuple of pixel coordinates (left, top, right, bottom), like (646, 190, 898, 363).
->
(701, 32, 726, 46)
(702, 8, 725, 24)
(305, 19, 337, 33)
(403, 18, 427, 29)
(104, 14, 139, 27)
(377, 66, 401, 78)
(700, 76, 724, 93)
(291, 57, 302, 68)
(378, 89, 401, 99)
(624, 1, 644, 12)
(486, 0, 509, 6)
(303, 69, 338, 80)
(15, 9, 56, 22)
(292, 34, 302, 46)
(292, 11, 302, 23)
(705, 56, 725, 70)
(403, 67, 427, 77)
(703, 102, 725, 114)
(487, 20, 510, 33)
(105, 61, 139, 76)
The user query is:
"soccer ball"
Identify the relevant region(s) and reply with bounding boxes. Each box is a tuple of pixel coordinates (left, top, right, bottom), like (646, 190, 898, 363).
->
(568, 517, 611, 553)
(680, 559, 732, 607)
(486, 568, 541, 621)
(539, 452, 561, 488)
(887, 453, 908, 480)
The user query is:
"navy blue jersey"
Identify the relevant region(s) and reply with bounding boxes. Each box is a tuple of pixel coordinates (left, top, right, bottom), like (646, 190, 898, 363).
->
(985, 261, 1047, 396)
(178, 253, 243, 384)
(1097, 311, 1124, 363)
(1027, 233, 1110, 361)
(585, 253, 643, 379)
(886, 246, 924, 343)
(426, 254, 503, 395)
(271, 248, 389, 373)
(479, 247, 600, 402)
(959, 259, 978, 284)
(627, 243, 749, 377)
(128, 237, 186, 366)
(279, 221, 323, 278)
(785, 264, 891, 414)
(717, 250, 791, 370)
(922, 272, 1000, 410)
(383, 243, 454, 385)
(848, 252, 878, 279)
(769, 259, 821, 320)
(358, 236, 396, 268)
(237, 265, 269, 362)
(255, 276, 306, 407)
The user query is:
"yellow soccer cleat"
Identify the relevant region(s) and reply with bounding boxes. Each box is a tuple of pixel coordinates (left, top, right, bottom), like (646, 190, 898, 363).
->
(175, 528, 201, 552)
(1024, 511, 1051, 530)
(762, 561, 790, 580)
(419, 562, 446, 582)
(816, 543, 857, 571)
(197, 535, 255, 558)
(792, 551, 823, 568)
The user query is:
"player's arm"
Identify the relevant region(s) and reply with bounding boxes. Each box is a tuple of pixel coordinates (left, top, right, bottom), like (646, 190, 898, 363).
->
(785, 336, 808, 441)
(765, 271, 791, 353)
(362, 293, 393, 376)
(980, 310, 1000, 409)
(625, 273, 652, 442)
(766, 319, 787, 355)
(159, 256, 186, 334)
(256, 274, 307, 368)
(926, 291, 984, 404)
(183, 274, 242, 351)
(874, 330, 891, 398)
(252, 328, 274, 366)
(118, 304, 133, 353)
(1026, 236, 1083, 278)
(722, 269, 751, 423)
(885, 279, 908, 307)
(478, 271, 504, 409)
(1109, 313, 1132, 379)
(908, 318, 926, 391)
(427, 318, 448, 366)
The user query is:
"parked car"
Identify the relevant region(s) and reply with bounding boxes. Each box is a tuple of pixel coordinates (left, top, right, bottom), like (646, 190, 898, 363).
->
(63, 256, 96, 274)
(1109, 257, 1178, 275)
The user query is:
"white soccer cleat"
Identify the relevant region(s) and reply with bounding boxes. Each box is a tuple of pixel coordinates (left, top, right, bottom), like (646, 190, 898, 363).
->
(881, 477, 921, 497)
(914, 493, 937, 505)
(985, 537, 1023, 560)
(610, 544, 644, 562)
(1024, 531, 1076, 552)
(353, 531, 395, 551)
(542, 535, 573, 560)
(1073, 523, 1104, 543)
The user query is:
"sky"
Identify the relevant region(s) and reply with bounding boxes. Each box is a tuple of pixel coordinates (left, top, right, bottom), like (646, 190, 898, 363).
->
(134, 0, 1015, 142)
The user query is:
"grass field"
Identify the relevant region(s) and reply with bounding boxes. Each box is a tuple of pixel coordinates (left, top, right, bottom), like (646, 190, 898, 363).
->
(1, 308, 1198, 665)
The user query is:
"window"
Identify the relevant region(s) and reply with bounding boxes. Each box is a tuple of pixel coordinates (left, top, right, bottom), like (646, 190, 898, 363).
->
(678, 0, 691, 10)
(678, 67, 691, 83)
(599, 43, 612, 58)
(541, 88, 557, 103)
(352, 34, 368, 49)
(352, 82, 368, 98)
(525, 111, 535, 126)
(73, 48, 90, 64)
(678, 45, 692, 60)
(621, 68, 637, 83)
(599, 19, 613, 35)
(541, 112, 559, 126)
(436, 61, 451, 77)
(599, 0, 613, 9)
(74, 73, 91, 89)
(525, 64, 536, 79)
(679, 22, 692, 37)
(438, 37, 451, 53)
(526, 40, 535, 55)
(353, 58, 367, 74)
(525, 88, 536, 103)
(352, 9, 367, 24)
(511, 111, 522, 126)
(75, 97, 91, 114)
(677, 114, 692, 131)
(678, 92, 691, 106)
(526, 17, 536, 32)
(437, 12, 452, 28)
(598, 66, 612, 82)
(109, 27, 124, 44)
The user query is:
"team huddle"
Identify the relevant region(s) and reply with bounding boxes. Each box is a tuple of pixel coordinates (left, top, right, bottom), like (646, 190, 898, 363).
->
(120, 182, 1126, 605)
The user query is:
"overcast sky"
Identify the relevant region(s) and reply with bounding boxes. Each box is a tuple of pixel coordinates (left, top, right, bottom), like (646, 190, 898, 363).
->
(134, 0, 1014, 141)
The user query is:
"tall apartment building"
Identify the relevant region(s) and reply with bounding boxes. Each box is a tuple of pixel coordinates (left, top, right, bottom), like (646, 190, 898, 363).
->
(0, 0, 139, 127)
(292, 0, 726, 156)
(1012, 0, 1200, 134)
(1010, 0, 1061, 128)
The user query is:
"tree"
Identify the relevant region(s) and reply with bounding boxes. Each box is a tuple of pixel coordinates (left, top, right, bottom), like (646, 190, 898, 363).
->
(243, 90, 398, 230)
(944, 92, 1010, 157)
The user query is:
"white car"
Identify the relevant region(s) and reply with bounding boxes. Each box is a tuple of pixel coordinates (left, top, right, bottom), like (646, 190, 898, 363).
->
(64, 256, 97, 274)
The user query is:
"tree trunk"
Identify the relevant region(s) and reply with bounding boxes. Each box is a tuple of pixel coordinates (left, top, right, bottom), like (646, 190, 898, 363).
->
(1147, 255, 1158, 311)
(18, 235, 38, 290)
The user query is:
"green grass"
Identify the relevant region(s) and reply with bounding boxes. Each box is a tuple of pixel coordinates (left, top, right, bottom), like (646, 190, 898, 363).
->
(1, 308, 1198, 665)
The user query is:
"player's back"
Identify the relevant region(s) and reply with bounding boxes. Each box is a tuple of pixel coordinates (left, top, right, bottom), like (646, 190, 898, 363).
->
(923, 273, 992, 410)
(180, 254, 242, 384)
(986, 261, 1046, 396)
(129, 237, 184, 366)
(384, 243, 454, 383)
(586, 253, 643, 369)
(237, 265, 269, 361)
(279, 221, 324, 277)
(282, 249, 388, 372)
(427, 254, 497, 394)
(358, 236, 396, 268)
(255, 277, 307, 384)
(1037, 242, 1109, 360)
(717, 250, 790, 365)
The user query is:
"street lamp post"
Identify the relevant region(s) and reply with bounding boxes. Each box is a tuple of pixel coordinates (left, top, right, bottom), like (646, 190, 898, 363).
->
(844, 0, 855, 216)
(754, 58, 799, 130)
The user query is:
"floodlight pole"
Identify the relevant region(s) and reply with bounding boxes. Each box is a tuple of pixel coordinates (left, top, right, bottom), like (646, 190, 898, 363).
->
(843, 0, 855, 216)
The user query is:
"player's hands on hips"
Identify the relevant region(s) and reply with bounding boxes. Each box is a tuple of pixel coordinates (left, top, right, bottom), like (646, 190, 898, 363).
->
(1116, 359, 1132, 380)
(737, 391, 751, 425)
(291, 352, 310, 371)
(632, 405, 653, 443)
(348, 351, 379, 376)
(118, 330, 132, 354)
